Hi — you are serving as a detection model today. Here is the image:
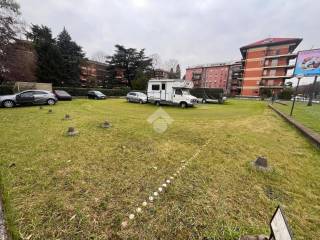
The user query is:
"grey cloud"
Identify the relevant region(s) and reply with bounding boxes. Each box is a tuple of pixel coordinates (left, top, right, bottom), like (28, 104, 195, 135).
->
(19, 0, 319, 83)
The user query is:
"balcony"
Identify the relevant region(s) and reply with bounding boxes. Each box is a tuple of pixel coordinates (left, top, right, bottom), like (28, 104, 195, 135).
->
(264, 53, 297, 59)
(260, 85, 284, 89)
(263, 65, 295, 69)
(261, 75, 293, 79)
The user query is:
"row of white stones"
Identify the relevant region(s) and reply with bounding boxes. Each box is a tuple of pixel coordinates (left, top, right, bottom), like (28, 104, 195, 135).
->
(121, 140, 211, 228)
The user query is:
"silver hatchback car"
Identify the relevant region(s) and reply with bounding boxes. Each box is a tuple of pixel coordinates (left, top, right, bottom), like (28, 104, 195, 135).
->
(0, 90, 58, 108)
(126, 91, 147, 104)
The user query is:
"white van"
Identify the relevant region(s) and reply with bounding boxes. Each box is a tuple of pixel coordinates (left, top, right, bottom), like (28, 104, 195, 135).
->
(147, 79, 198, 108)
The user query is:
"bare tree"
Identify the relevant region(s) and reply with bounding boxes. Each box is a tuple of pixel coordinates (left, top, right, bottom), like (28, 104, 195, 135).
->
(4, 40, 37, 83)
(164, 58, 179, 71)
(91, 51, 107, 63)
(0, 0, 22, 83)
(149, 53, 162, 69)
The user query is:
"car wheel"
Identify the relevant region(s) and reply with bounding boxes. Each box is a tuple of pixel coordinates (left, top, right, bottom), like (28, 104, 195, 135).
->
(180, 102, 187, 108)
(3, 100, 15, 108)
(155, 101, 160, 106)
(47, 99, 56, 105)
(202, 99, 207, 104)
(139, 99, 143, 104)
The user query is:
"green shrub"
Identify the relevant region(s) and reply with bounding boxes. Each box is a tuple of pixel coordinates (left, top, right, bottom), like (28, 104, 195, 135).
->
(278, 88, 293, 100)
(53, 87, 130, 96)
(0, 85, 14, 95)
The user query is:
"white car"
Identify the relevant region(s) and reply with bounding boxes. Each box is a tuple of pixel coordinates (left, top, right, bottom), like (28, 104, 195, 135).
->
(126, 91, 147, 104)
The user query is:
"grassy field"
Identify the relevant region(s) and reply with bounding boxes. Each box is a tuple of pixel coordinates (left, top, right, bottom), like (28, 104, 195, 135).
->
(273, 101, 320, 134)
(0, 99, 319, 240)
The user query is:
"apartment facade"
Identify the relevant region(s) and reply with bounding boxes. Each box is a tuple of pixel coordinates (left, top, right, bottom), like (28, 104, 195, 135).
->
(240, 38, 302, 97)
(80, 60, 107, 87)
(153, 68, 170, 79)
(185, 61, 242, 95)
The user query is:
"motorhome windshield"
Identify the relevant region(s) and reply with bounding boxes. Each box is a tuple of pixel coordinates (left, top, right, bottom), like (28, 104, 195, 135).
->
(182, 89, 190, 95)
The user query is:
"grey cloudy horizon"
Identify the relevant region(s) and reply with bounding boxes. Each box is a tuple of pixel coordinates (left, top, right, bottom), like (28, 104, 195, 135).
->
(19, 0, 318, 84)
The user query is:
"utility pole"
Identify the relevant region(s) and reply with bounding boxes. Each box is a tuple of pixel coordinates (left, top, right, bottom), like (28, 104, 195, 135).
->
(290, 77, 302, 116)
(307, 75, 318, 106)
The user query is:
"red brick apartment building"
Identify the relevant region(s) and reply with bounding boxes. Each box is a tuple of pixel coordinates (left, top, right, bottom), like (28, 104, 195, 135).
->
(80, 60, 107, 87)
(240, 38, 302, 97)
(185, 61, 243, 96)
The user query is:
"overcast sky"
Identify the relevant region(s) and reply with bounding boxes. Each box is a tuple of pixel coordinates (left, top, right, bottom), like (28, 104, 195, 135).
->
(19, 0, 319, 84)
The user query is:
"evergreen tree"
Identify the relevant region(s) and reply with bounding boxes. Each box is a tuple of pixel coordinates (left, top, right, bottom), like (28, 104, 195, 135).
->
(26, 25, 63, 85)
(106, 45, 152, 88)
(57, 28, 84, 86)
(176, 64, 181, 79)
(169, 67, 175, 79)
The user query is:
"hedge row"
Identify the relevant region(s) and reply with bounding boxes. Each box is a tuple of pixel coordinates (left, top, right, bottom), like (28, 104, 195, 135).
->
(0, 85, 14, 95)
(54, 87, 130, 96)
(0, 85, 130, 96)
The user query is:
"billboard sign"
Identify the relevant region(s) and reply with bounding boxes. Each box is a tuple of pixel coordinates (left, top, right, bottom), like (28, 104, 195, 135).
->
(294, 49, 320, 77)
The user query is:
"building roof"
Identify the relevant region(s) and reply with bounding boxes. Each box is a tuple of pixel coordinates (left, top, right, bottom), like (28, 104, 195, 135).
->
(186, 60, 242, 70)
(240, 37, 302, 57)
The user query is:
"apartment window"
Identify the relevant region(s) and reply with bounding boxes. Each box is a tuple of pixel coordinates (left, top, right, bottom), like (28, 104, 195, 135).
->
(263, 70, 267, 76)
(270, 70, 276, 76)
(271, 59, 278, 66)
(265, 60, 269, 66)
(192, 73, 202, 80)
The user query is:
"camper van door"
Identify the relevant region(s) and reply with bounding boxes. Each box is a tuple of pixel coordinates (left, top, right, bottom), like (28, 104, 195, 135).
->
(160, 83, 166, 100)
(173, 88, 183, 104)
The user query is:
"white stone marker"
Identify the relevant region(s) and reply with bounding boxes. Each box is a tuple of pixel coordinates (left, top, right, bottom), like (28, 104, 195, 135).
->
(121, 221, 128, 228)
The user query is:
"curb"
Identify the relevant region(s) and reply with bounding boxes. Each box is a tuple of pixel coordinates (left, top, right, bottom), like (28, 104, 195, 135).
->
(0, 193, 8, 240)
(268, 104, 320, 149)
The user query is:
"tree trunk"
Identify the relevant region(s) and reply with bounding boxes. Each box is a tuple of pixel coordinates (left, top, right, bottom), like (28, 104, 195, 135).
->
(307, 75, 318, 106)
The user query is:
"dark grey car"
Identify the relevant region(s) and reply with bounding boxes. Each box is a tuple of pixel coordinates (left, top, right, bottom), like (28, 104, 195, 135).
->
(0, 90, 57, 108)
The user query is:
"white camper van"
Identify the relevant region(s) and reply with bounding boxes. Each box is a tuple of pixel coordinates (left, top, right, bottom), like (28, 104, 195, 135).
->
(147, 79, 198, 108)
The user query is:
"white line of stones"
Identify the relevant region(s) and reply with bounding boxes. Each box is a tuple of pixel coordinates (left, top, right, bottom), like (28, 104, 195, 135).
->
(121, 140, 211, 228)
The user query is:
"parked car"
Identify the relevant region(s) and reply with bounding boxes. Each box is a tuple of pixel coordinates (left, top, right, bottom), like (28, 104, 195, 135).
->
(87, 91, 106, 99)
(147, 79, 198, 108)
(126, 91, 147, 103)
(190, 88, 226, 104)
(0, 90, 57, 108)
(54, 90, 72, 101)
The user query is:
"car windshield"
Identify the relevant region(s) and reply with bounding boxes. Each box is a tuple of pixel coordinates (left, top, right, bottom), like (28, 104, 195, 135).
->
(94, 91, 104, 96)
